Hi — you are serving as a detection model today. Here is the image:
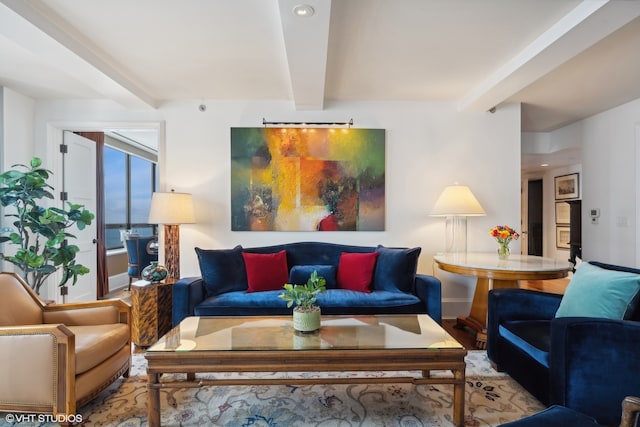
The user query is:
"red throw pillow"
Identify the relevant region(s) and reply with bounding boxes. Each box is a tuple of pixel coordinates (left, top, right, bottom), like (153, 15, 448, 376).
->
(242, 250, 289, 292)
(337, 252, 379, 293)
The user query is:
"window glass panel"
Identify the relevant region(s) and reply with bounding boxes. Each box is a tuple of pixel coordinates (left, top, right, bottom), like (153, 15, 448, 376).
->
(104, 146, 157, 251)
(130, 156, 153, 224)
(131, 226, 154, 237)
(104, 147, 127, 249)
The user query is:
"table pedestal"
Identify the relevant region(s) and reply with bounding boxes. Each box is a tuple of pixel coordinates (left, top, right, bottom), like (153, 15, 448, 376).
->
(455, 278, 518, 348)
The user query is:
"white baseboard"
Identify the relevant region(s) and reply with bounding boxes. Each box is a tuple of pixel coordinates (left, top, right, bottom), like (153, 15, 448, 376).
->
(109, 272, 129, 293)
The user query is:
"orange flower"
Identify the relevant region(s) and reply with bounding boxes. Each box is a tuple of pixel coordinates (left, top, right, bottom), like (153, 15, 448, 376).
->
(488, 225, 519, 244)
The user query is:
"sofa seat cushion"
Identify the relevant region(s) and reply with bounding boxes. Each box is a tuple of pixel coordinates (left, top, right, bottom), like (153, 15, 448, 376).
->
(499, 320, 551, 368)
(195, 289, 423, 314)
(317, 289, 421, 308)
(68, 324, 130, 374)
(199, 289, 422, 309)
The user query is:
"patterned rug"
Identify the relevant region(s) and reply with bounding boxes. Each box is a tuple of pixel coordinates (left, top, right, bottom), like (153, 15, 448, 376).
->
(3, 351, 545, 426)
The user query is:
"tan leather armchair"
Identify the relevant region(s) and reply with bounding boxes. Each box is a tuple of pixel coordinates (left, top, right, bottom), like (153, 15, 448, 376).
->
(0, 272, 131, 422)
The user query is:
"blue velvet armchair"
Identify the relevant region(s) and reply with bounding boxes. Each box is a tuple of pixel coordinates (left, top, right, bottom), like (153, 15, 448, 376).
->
(498, 396, 640, 427)
(487, 261, 640, 426)
(125, 235, 158, 290)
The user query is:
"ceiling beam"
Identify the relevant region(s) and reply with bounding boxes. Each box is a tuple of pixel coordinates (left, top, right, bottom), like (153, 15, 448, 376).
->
(278, 0, 331, 110)
(458, 0, 640, 113)
(0, 0, 157, 109)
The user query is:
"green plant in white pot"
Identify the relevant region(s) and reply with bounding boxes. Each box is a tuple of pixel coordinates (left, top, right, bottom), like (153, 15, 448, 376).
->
(279, 270, 326, 333)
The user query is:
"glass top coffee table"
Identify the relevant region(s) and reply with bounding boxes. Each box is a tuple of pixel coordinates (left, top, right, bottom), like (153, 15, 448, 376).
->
(145, 314, 467, 426)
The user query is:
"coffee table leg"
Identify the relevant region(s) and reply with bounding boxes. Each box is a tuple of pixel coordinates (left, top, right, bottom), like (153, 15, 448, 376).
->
(453, 369, 465, 427)
(148, 373, 161, 427)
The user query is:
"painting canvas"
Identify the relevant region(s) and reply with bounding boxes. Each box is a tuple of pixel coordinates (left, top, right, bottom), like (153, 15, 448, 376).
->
(231, 127, 385, 231)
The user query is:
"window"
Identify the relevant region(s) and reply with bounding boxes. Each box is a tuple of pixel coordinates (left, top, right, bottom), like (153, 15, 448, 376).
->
(104, 146, 157, 250)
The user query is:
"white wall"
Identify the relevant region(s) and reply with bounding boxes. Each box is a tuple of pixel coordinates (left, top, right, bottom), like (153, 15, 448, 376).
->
(1, 87, 35, 170)
(527, 97, 640, 268)
(522, 127, 583, 262)
(160, 100, 522, 319)
(573, 98, 640, 266)
(0, 87, 36, 273)
(24, 98, 522, 317)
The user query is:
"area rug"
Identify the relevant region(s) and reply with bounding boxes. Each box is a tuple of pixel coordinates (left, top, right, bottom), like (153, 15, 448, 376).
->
(74, 350, 543, 427)
(2, 351, 544, 426)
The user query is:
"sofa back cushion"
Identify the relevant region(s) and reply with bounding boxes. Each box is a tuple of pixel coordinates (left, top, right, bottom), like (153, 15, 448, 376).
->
(555, 261, 640, 320)
(289, 265, 337, 288)
(196, 245, 247, 297)
(372, 245, 421, 293)
(242, 250, 289, 292)
(337, 252, 380, 293)
(196, 242, 422, 297)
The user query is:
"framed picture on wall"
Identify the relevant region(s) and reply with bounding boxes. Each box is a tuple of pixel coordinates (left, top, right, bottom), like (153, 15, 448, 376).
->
(230, 127, 386, 231)
(556, 226, 571, 249)
(555, 173, 579, 200)
(555, 202, 570, 225)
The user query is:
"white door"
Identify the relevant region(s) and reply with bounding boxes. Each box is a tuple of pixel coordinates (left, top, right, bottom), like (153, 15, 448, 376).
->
(62, 131, 97, 302)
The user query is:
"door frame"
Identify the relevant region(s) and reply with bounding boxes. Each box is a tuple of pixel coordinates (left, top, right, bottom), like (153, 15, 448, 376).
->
(42, 120, 164, 302)
(521, 173, 545, 257)
(636, 123, 640, 267)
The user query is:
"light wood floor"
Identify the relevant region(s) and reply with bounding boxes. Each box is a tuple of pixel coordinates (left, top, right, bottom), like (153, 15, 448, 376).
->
(443, 278, 570, 350)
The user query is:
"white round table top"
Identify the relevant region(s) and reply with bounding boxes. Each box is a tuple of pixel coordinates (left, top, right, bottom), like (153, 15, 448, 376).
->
(433, 252, 572, 273)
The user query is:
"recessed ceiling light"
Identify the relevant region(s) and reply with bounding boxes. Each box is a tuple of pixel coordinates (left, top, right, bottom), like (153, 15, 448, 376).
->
(293, 4, 314, 17)
(540, 163, 549, 167)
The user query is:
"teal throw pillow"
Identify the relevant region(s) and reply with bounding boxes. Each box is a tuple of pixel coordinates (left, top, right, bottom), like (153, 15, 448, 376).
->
(555, 262, 640, 319)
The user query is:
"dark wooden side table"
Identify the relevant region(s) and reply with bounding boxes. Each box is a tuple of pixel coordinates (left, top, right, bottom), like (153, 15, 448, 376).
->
(131, 279, 175, 347)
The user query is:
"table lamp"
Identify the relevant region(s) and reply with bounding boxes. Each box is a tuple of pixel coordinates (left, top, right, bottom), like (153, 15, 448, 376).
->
(430, 184, 485, 253)
(147, 189, 195, 280)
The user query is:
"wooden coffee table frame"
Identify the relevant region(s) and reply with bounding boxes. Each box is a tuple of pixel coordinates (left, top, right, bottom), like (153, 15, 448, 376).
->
(146, 321, 467, 427)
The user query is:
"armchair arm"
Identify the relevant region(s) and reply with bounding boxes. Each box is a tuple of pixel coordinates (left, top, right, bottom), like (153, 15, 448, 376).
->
(487, 289, 562, 361)
(414, 274, 442, 324)
(0, 324, 75, 415)
(489, 288, 562, 323)
(43, 299, 131, 326)
(172, 277, 206, 326)
(549, 318, 640, 425)
(620, 396, 640, 427)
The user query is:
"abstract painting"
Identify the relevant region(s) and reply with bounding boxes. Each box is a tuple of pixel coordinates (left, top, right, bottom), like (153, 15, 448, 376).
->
(231, 127, 385, 231)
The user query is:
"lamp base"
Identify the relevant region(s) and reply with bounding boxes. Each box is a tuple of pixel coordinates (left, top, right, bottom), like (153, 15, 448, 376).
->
(445, 216, 467, 253)
(164, 224, 180, 280)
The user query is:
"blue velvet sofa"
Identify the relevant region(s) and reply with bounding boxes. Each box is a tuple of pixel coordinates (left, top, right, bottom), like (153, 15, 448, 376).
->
(487, 261, 640, 426)
(173, 242, 442, 326)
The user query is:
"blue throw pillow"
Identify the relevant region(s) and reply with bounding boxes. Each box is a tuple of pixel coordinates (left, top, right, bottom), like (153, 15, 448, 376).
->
(195, 245, 247, 297)
(372, 245, 421, 293)
(289, 265, 337, 289)
(555, 262, 640, 319)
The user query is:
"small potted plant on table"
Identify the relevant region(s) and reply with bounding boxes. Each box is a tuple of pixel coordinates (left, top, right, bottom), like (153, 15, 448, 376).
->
(279, 270, 326, 333)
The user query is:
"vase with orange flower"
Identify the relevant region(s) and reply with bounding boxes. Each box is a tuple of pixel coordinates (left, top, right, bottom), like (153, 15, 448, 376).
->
(489, 225, 520, 259)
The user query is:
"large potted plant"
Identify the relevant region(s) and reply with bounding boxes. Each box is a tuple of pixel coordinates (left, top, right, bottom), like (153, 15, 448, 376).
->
(279, 270, 326, 333)
(0, 157, 94, 294)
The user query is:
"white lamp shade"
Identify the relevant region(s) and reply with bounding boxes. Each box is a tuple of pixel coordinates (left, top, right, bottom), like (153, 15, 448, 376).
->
(430, 185, 486, 217)
(148, 191, 195, 224)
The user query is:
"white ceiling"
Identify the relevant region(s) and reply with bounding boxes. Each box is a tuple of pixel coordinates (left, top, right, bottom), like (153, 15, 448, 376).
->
(2, 0, 640, 168)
